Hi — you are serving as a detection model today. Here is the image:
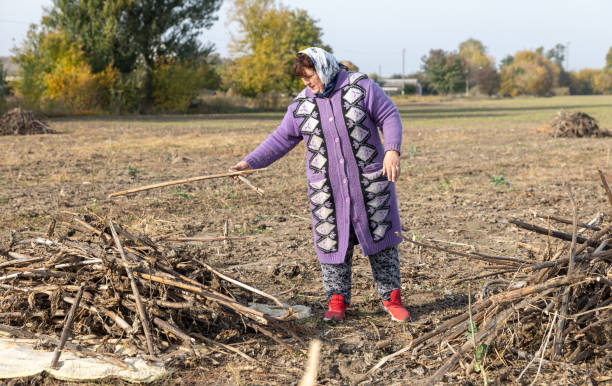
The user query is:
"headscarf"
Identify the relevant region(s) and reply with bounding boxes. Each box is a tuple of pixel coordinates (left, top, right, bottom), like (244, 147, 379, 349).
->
(298, 47, 347, 98)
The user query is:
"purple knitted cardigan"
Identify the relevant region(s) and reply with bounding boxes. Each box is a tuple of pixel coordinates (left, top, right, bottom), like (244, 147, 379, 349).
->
(243, 70, 403, 264)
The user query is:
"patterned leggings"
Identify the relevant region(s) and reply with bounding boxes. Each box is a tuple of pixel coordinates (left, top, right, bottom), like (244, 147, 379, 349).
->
(319, 227, 401, 304)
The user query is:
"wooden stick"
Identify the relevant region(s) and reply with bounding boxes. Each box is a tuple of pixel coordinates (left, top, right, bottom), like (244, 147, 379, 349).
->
(453, 269, 518, 284)
(598, 169, 612, 207)
(108, 220, 155, 356)
(63, 296, 131, 332)
(194, 259, 286, 308)
(510, 219, 606, 249)
(108, 168, 266, 198)
(553, 185, 579, 359)
(166, 235, 251, 242)
(535, 213, 601, 231)
(132, 271, 269, 325)
(199, 336, 256, 363)
(299, 340, 322, 386)
(0, 253, 44, 268)
(397, 233, 530, 266)
(50, 283, 85, 369)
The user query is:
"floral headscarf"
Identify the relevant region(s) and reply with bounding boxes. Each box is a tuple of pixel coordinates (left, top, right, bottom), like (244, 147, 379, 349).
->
(299, 47, 347, 97)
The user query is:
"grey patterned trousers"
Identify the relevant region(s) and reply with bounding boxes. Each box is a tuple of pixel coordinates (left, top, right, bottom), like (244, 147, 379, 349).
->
(319, 227, 401, 304)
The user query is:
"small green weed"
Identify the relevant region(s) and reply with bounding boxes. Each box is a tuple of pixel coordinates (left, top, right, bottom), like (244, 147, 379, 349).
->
(128, 165, 141, 179)
(406, 144, 418, 158)
(171, 188, 192, 199)
(0, 198, 8, 205)
(491, 175, 511, 186)
(438, 177, 451, 191)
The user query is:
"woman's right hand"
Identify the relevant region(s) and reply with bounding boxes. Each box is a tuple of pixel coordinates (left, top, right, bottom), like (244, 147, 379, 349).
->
(231, 160, 251, 171)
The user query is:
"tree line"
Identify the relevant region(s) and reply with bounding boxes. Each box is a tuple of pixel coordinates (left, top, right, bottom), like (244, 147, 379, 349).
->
(419, 40, 612, 97)
(1, 0, 612, 114)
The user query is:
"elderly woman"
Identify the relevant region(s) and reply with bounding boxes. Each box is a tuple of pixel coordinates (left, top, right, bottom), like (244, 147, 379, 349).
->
(232, 47, 409, 322)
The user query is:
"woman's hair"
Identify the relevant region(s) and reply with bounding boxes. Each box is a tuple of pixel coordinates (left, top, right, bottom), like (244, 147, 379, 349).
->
(293, 53, 315, 77)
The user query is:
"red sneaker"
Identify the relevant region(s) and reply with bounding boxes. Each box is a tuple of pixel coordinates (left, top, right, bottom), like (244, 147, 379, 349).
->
(381, 289, 411, 321)
(324, 294, 347, 322)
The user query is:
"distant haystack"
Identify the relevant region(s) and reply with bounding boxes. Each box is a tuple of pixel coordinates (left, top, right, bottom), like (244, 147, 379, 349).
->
(0, 108, 55, 136)
(549, 110, 609, 138)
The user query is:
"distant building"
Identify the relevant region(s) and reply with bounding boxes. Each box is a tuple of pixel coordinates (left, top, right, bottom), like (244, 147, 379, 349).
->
(0, 57, 19, 82)
(380, 78, 422, 96)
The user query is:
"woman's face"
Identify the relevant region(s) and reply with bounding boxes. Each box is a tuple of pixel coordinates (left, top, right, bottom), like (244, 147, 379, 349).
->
(300, 68, 324, 94)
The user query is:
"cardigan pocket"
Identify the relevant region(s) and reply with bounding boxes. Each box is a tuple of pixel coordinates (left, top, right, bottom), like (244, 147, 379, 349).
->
(307, 174, 338, 253)
(360, 164, 392, 241)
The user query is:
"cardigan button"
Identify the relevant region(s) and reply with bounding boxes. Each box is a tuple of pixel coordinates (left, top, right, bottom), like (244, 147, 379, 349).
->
(335, 138, 339, 143)
(329, 117, 334, 122)
(345, 197, 350, 203)
(352, 217, 358, 223)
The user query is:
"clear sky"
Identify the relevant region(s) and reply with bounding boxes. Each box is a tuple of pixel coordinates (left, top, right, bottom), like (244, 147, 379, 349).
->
(2, 0, 611, 76)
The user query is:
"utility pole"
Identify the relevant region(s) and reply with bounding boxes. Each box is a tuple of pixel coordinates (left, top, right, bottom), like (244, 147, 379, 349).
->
(566, 41, 570, 70)
(402, 48, 405, 77)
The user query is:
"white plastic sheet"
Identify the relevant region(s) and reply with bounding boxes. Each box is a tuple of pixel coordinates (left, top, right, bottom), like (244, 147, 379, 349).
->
(0, 340, 166, 383)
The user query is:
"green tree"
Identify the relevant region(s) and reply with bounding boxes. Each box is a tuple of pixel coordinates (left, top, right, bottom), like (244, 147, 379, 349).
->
(606, 47, 612, 71)
(499, 50, 555, 96)
(48, 0, 222, 112)
(546, 43, 566, 67)
(47, 0, 129, 73)
(420, 49, 465, 94)
(0, 62, 8, 111)
(500, 55, 514, 67)
(223, 0, 331, 97)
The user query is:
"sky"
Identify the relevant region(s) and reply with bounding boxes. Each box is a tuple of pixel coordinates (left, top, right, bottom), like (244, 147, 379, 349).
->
(2, 0, 611, 76)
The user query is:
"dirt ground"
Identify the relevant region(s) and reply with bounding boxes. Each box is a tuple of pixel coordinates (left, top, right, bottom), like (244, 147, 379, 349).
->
(1, 95, 611, 384)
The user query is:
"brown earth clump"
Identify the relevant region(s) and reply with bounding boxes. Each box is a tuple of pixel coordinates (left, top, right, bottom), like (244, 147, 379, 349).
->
(0, 107, 55, 136)
(549, 110, 609, 138)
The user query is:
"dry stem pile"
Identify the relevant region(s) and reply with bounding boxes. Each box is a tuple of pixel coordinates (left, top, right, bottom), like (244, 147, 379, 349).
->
(363, 175, 612, 384)
(550, 110, 609, 138)
(0, 108, 54, 136)
(0, 211, 304, 368)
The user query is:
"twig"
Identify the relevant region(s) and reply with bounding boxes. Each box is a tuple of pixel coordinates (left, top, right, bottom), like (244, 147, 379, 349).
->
(397, 232, 530, 266)
(229, 168, 264, 195)
(453, 269, 518, 285)
(535, 213, 601, 231)
(299, 340, 321, 386)
(50, 283, 85, 369)
(132, 271, 269, 324)
(194, 259, 287, 308)
(510, 219, 605, 249)
(108, 220, 155, 356)
(598, 169, 612, 207)
(517, 311, 558, 382)
(552, 185, 578, 359)
(108, 168, 266, 198)
(166, 235, 252, 242)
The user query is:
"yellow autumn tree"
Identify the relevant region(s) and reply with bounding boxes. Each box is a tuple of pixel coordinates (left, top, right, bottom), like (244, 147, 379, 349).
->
(499, 50, 555, 96)
(223, 0, 331, 97)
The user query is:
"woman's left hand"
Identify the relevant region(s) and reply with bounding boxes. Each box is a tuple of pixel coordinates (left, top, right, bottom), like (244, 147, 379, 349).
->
(382, 150, 400, 182)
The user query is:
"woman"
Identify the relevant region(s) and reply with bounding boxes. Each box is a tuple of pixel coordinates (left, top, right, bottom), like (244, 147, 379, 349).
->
(232, 47, 409, 322)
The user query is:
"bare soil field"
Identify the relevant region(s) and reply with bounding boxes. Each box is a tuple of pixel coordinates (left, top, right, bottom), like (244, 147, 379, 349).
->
(1, 95, 611, 384)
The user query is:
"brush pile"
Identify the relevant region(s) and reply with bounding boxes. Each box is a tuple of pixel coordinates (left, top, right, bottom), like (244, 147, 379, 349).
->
(0, 108, 54, 136)
(550, 110, 609, 138)
(0, 211, 303, 367)
(364, 175, 612, 384)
